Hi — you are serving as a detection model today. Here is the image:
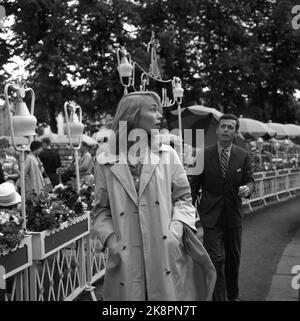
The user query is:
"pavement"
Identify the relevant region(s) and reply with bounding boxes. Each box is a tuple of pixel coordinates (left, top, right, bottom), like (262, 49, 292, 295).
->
(266, 226, 300, 301)
(239, 194, 300, 301)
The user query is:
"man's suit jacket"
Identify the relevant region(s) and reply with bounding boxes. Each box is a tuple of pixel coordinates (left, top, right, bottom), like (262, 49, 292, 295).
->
(190, 144, 255, 228)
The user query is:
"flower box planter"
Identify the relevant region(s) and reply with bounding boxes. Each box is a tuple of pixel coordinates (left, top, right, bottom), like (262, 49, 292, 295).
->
(30, 213, 90, 260)
(0, 236, 32, 279)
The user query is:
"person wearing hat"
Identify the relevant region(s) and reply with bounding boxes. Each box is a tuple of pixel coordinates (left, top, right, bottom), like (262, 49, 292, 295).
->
(0, 181, 21, 299)
(0, 181, 21, 209)
(39, 137, 61, 187)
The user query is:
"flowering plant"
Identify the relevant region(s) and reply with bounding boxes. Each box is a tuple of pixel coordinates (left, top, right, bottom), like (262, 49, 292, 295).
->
(26, 191, 82, 232)
(0, 209, 25, 253)
(78, 181, 94, 211)
(25, 177, 94, 233)
(53, 178, 94, 212)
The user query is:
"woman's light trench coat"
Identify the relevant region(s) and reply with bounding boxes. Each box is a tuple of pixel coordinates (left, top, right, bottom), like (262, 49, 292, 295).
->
(92, 143, 215, 301)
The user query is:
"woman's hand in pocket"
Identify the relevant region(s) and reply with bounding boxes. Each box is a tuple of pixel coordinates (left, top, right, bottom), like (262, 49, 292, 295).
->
(169, 220, 184, 244)
(106, 233, 122, 272)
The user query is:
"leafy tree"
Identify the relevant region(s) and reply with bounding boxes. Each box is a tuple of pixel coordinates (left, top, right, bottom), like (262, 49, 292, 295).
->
(4, 0, 79, 131)
(244, 0, 300, 123)
(4, 0, 142, 131)
(1, 0, 300, 130)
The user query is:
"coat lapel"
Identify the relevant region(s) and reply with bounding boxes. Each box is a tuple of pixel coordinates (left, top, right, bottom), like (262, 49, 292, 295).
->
(209, 145, 223, 178)
(111, 163, 138, 205)
(98, 143, 166, 203)
(138, 150, 160, 200)
(225, 145, 237, 181)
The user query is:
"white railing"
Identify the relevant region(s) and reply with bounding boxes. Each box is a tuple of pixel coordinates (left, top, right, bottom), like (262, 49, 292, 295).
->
(243, 168, 300, 211)
(1, 168, 300, 301)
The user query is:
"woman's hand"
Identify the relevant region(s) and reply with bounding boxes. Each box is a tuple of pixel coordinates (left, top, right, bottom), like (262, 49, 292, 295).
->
(106, 233, 118, 249)
(169, 220, 184, 243)
(105, 233, 121, 271)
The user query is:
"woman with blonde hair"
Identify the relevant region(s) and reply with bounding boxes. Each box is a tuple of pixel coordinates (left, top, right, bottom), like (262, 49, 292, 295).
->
(92, 91, 216, 301)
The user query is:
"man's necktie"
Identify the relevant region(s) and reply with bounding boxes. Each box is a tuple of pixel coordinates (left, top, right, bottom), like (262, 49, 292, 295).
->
(221, 148, 228, 177)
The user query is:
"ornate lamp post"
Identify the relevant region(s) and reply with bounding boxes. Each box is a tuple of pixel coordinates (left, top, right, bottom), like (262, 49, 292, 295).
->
(173, 77, 184, 162)
(63, 101, 84, 194)
(257, 137, 264, 169)
(283, 138, 290, 167)
(116, 47, 133, 95)
(116, 32, 185, 163)
(274, 140, 280, 170)
(4, 77, 37, 229)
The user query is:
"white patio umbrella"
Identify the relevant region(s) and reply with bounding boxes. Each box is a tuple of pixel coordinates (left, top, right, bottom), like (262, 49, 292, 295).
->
(283, 124, 300, 138)
(265, 122, 289, 139)
(168, 105, 246, 148)
(238, 118, 276, 138)
(48, 134, 97, 146)
(0, 135, 29, 146)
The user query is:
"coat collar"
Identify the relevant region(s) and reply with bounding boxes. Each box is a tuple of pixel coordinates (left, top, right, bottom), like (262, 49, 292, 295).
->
(210, 145, 223, 178)
(96, 144, 169, 165)
(97, 144, 169, 203)
(110, 163, 139, 205)
(138, 149, 160, 199)
(225, 144, 237, 180)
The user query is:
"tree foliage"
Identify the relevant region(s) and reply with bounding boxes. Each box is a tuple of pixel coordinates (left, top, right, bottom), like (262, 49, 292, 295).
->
(0, 0, 300, 131)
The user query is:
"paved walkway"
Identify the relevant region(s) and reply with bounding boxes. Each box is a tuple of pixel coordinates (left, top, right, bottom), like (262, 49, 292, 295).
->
(239, 195, 300, 301)
(266, 226, 300, 301)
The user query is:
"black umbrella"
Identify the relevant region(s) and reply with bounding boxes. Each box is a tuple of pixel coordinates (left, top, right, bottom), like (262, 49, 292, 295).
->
(167, 105, 246, 149)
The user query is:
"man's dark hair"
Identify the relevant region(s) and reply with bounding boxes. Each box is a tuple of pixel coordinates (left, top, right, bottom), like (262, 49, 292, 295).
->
(30, 140, 43, 152)
(219, 114, 239, 131)
(41, 137, 51, 146)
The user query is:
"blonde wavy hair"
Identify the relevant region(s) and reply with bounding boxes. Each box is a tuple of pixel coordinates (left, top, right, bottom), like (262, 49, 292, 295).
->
(110, 91, 162, 154)
(111, 91, 162, 132)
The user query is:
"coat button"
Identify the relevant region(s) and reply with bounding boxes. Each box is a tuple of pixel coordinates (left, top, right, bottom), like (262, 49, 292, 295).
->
(165, 270, 171, 275)
(120, 212, 124, 216)
(122, 246, 126, 250)
(120, 282, 125, 286)
(162, 236, 167, 239)
(155, 200, 160, 205)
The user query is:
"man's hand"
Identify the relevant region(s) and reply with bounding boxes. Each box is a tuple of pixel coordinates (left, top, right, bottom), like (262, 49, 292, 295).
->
(238, 185, 250, 198)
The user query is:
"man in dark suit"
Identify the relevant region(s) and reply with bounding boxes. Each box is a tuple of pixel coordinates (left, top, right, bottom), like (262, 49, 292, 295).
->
(190, 114, 255, 301)
(39, 137, 62, 187)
